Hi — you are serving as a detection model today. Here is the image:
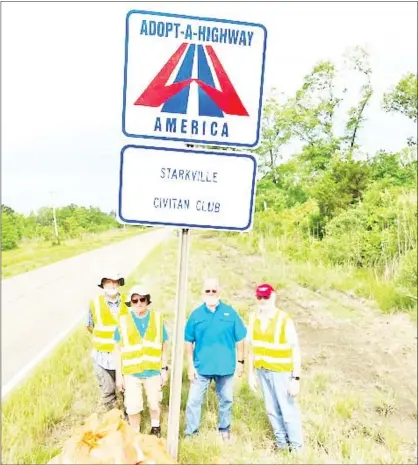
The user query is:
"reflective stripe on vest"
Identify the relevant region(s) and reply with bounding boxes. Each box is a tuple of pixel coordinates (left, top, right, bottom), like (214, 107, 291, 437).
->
(250, 310, 293, 372)
(118, 310, 163, 375)
(91, 294, 126, 352)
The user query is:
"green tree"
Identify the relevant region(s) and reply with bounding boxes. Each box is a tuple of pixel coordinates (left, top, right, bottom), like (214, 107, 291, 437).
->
(1, 205, 16, 216)
(369, 150, 417, 187)
(311, 156, 372, 229)
(383, 72, 418, 122)
(1, 212, 20, 250)
(255, 96, 292, 182)
(287, 61, 342, 146)
(343, 46, 373, 151)
(286, 61, 344, 174)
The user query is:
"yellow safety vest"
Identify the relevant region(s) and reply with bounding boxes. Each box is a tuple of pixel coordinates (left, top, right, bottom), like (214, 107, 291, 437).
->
(250, 309, 293, 372)
(117, 308, 163, 375)
(90, 294, 127, 353)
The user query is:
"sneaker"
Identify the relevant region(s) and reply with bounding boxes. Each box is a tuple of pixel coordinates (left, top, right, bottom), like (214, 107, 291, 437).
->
(219, 430, 231, 441)
(150, 426, 161, 438)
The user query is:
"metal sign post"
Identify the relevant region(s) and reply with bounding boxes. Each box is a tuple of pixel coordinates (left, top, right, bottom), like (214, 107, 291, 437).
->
(167, 228, 190, 460)
(120, 9, 267, 460)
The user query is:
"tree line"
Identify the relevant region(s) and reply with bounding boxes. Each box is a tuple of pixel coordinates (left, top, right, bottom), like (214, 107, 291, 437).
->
(2, 204, 123, 250)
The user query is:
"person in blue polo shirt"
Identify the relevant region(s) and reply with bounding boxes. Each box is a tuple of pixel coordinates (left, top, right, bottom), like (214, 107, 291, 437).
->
(184, 277, 247, 440)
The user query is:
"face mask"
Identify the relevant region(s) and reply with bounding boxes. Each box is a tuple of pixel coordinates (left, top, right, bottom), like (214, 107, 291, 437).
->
(204, 295, 219, 307)
(259, 298, 275, 313)
(104, 288, 118, 297)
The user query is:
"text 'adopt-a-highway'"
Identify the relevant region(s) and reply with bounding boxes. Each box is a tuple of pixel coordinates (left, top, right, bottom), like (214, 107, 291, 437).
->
(118, 9, 268, 232)
(138, 18, 256, 47)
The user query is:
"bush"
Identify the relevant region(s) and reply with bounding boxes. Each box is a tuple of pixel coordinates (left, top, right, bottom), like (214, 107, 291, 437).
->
(1, 212, 20, 250)
(394, 248, 418, 305)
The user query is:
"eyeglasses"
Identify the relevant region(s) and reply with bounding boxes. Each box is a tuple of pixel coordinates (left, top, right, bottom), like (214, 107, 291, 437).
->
(256, 295, 270, 300)
(205, 289, 218, 294)
(131, 297, 147, 304)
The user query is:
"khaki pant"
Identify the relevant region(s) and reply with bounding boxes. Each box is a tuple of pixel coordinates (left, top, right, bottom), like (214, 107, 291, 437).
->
(124, 374, 162, 415)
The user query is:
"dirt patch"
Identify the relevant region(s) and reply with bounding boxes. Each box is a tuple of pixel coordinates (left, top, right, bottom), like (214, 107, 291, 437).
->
(213, 238, 418, 452)
(280, 284, 417, 446)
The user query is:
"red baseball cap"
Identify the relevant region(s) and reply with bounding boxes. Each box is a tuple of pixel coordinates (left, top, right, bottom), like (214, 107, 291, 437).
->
(256, 283, 275, 298)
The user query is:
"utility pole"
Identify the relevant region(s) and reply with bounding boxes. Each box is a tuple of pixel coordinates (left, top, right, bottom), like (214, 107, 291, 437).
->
(50, 191, 60, 244)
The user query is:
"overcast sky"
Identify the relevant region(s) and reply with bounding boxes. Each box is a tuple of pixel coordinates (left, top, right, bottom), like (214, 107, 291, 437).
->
(2, 1, 417, 214)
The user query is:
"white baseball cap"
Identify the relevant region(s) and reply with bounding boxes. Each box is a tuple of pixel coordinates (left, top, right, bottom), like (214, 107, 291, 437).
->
(126, 285, 150, 301)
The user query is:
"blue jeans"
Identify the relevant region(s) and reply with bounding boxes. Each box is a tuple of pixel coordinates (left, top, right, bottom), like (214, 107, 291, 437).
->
(185, 374, 234, 435)
(256, 368, 303, 450)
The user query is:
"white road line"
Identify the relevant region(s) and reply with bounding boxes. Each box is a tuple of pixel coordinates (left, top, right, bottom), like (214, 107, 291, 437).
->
(1, 313, 85, 400)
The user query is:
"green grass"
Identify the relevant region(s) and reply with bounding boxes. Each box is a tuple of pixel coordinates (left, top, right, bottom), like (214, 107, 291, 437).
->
(1, 227, 150, 279)
(231, 231, 418, 320)
(2, 231, 417, 464)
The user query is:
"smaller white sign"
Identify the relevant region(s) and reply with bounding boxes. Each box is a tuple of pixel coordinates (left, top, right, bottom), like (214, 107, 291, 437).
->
(118, 145, 257, 231)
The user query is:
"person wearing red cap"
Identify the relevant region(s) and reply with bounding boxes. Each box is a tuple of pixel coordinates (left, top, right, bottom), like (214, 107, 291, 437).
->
(247, 283, 303, 452)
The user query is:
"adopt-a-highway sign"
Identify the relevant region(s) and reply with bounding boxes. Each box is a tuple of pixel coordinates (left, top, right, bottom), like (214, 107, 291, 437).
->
(117, 145, 257, 231)
(122, 10, 267, 148)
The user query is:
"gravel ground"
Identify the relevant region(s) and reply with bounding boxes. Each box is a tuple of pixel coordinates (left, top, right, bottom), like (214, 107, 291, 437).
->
(1, 227, 172, 390)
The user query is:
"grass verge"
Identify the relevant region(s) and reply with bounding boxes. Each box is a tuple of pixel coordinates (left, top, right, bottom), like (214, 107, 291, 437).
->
(2, 227, 150, 279)
(232, 232, 418, 320)
(2, 231, 416, 464)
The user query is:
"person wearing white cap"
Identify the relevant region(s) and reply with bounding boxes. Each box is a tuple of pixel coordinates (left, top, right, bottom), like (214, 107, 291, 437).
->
(113, 285, 169, 437)
(86, 272, 127, 411)
(247, 283, 303, 452)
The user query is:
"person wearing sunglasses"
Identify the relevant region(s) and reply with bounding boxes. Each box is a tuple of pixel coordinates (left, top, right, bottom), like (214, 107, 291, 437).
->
(247, 283, 303, 453)
(184, 277, 247, 440)
(86, 271, 127, 412)
(113, 285, 169, 437)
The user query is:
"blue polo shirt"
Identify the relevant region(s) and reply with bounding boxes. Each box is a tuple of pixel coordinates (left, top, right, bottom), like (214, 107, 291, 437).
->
(114, 310, 168, 379)
(184, 301, 247, 376)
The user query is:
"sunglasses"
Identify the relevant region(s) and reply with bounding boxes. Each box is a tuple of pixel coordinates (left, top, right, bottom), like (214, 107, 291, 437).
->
(131, 297, 147, 304)
(205, 289, 218, 294)
(256, 295, 270, 300)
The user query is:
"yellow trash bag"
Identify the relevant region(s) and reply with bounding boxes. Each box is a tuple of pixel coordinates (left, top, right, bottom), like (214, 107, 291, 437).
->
(136, 433, 177, 465)
(46, 409, 174, 464)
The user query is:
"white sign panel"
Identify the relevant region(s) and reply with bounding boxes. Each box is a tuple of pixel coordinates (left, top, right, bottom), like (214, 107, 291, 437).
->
(122, 10, 267, 148)
(118, 145, 257, 231)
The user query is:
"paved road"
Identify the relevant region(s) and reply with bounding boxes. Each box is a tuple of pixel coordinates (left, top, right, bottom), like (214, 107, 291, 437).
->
(1, 227, 172, 395)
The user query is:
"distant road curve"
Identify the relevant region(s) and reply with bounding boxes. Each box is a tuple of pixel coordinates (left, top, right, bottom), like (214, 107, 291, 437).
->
(2, 227, 172, 398)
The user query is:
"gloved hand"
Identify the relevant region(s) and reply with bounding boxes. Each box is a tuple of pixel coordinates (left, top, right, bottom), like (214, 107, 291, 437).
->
(288, 378, 300, 397)
(248, 372, 258, 393)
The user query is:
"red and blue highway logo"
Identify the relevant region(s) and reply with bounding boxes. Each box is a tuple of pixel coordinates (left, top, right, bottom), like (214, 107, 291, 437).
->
(134, 42, 249, 118)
